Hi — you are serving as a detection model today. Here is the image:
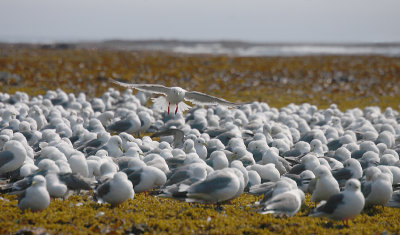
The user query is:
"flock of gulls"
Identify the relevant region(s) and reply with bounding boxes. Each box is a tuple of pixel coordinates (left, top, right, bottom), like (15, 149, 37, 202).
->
(0, 79, 399, 226)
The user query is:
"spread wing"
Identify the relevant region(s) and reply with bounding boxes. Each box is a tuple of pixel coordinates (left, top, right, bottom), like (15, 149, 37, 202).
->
(110, 78, 170, 95)
(184, 91, 239, 106)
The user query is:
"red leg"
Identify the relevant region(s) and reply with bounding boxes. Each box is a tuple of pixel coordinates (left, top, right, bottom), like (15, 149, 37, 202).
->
(175, 105, 179, 115)
(168, 102, 170, 114)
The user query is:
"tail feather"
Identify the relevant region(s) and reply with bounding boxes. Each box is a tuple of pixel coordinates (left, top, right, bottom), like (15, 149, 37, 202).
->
(151, 96, 169, 112)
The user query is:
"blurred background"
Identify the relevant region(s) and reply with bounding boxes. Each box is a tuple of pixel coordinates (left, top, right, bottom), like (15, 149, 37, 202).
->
(1, 0, 400, 56)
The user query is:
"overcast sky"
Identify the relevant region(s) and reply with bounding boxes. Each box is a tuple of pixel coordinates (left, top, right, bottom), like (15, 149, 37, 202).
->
(1, 0, 400, 43)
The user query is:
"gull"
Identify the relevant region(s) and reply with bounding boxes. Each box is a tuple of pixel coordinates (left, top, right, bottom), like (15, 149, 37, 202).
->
(310, 179, 365, 225)
(308, 165, 340, 204)
(95, 172, 134, 206)
(18, 175, 50, 212)
(362, 173, 393, 207)
(258, 189, 305, 217)
(0, 140, 27, 176)
(169, 168, 242, 206)
(126, 165, 167, 193)
(111, 79, 242, 114)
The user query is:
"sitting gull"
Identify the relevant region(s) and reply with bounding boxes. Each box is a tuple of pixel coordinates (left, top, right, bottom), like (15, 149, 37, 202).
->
(308, 165, 340, 204)
(18, 175, 50, 212)
(258, 189, 305, 217)
(170, 168, 241, 205)
(95, 172, 134, 206)
(111, 79, 242, 114)
(362, 172, 393, 207)
(0, 140, 27, 175)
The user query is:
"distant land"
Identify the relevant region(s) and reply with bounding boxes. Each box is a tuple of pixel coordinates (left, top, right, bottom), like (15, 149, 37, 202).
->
(2, 40, 400, 57)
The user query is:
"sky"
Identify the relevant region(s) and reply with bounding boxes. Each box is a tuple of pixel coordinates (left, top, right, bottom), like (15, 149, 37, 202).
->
(1, 0, 400, 43)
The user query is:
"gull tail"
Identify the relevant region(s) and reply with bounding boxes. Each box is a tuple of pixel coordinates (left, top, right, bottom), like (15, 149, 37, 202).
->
(151, 96, 169, 112)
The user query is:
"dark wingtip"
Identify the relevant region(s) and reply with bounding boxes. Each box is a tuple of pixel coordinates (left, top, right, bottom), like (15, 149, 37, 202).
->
(172, 191, 188, 198)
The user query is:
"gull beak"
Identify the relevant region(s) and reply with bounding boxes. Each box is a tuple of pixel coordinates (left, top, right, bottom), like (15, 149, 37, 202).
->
(202, 143, 207, 147)
(139, 152, 144, 157)
(119, 145, 124, 153)
(356, 185, 360, 189)
(32, 180, 37, 185)
(231, 154, 236, 160)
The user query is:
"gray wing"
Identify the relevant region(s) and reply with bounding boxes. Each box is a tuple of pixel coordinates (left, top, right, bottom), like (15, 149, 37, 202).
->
(327, 140, 342, 151)
(184, 91, 239, 106)
(0, 151, 15, 167)
(190, 176, 232, 194)
(110, 78, 170, 95)
(96, 181, 111, 199)
(17, 189, 27, 204)
(282, 149, 301, 158)
(249, 182, 276, 195)
(165, 170, 190, 186)
(307, 178, 318, 194)
(127, 169, 143, 187)
(316, 193, 345, 214)
(58, 173, 93, 190)
(288, 163, 305, 174)
(260, 193, 298, 215)
(151, 129, 184, 148)
(107, 120, 133, 133)
(332, 168, 353, 181)
(361, 181, 372, 198)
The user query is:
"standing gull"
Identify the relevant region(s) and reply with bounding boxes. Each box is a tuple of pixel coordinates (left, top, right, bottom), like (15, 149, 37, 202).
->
(310, 179, 365, 225)
(111, 79, 242, 114)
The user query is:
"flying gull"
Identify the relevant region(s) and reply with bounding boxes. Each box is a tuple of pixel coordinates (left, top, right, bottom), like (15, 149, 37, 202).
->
(111, 78, 242, 114)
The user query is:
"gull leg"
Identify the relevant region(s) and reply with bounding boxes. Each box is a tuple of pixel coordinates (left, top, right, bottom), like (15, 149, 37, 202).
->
(168, 102, 170, 114)
(175, 105, 179, 115)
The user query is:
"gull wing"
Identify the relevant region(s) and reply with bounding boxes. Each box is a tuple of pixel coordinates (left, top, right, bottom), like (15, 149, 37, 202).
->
(151, 129, 185, 148)
(110, 78, 170, 95)
(184, 91, 239, 106)
(316, 193, 344, 214)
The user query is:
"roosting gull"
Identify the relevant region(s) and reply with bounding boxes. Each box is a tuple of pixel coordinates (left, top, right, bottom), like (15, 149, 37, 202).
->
(111, 79, 242, 114)
(95, 172, 134, 206)
(258, 189, 305, 217)
(18, 175, 50, 212)
(0, 140, 27, 175)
